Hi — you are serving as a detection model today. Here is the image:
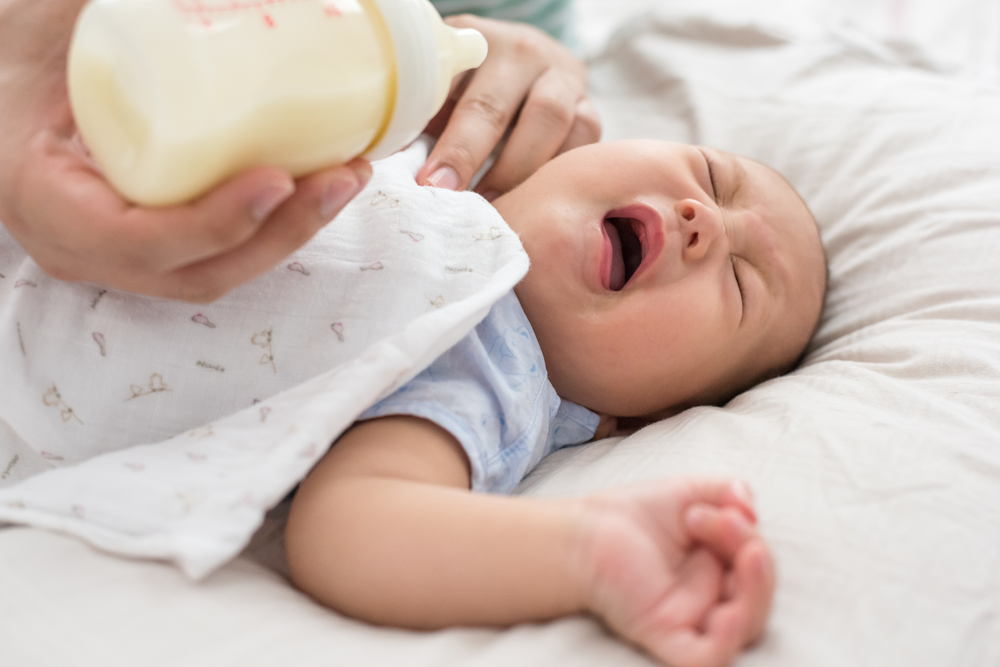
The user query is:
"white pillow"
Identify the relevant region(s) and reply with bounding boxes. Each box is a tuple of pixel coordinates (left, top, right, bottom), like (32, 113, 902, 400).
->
(521, 8, 1000, 666)
(4, 5, 1000, 667)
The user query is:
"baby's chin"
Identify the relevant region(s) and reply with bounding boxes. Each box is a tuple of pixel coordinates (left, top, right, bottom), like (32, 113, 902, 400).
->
(560, 379, 713, 422)
(617, 360, 780, 419)
(485, 186, 519, 219)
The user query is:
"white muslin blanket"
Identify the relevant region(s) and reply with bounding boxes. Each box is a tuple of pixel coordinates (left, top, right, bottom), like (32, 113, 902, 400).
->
(0, 139, 529, 578)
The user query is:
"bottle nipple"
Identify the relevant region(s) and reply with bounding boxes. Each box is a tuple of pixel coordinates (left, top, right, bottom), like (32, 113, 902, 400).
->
(448, 27, 488, 78)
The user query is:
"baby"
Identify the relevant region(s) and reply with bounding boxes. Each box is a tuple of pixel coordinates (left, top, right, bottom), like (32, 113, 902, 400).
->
(285, 140, 827, 667)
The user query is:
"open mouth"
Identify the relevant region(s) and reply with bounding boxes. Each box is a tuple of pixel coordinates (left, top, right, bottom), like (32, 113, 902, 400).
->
(603, 217, 644, 291)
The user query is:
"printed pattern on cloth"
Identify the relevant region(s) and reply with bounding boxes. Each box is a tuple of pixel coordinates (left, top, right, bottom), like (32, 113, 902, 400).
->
(0, 138, 529, 578)
(361, 291, 599, 494)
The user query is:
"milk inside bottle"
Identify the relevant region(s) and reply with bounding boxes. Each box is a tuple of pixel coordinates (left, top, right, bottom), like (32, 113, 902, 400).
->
(67, 0, 488, 206)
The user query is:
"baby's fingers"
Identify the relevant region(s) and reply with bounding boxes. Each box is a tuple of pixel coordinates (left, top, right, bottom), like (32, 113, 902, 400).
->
(726, 539, 776, 645)
(671, 478, 757, 527)
(643, 605, 745, 667)
(695, 540, 775, 662)
(648, 542, 774, 667)
(685, 505, 757, 564)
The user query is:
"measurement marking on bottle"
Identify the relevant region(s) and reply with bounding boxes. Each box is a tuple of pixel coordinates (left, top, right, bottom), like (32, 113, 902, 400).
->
(172, 0, 299, 15)
(171, 0, 343, 20)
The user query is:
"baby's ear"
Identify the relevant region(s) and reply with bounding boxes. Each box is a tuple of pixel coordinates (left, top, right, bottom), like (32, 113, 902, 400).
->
(619, 405, 687, 434)
(652, 402, 693, 420)
(612, 416, 653, 436)
(589, 414, 646, 440)
(591, 414, 619, 440)
(591, 406, 687, 441)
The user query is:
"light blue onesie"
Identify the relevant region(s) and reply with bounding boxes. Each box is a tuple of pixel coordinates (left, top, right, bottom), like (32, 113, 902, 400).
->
(364, 1, 584, 492)
(360, 291, 600, 494)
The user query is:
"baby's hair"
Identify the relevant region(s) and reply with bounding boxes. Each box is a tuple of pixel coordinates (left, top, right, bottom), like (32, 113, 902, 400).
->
(787, 242, 830, 368)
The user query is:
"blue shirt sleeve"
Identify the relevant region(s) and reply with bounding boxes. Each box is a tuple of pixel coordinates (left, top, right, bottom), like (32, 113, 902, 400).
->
(358, 291, 599, 494)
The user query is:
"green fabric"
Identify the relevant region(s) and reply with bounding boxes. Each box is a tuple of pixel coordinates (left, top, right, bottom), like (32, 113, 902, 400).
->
(430, 0, 572, 42)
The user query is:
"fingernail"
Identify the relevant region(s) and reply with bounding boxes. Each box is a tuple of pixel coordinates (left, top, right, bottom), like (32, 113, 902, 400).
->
(427, 165, 460, 191)
(251, 181, 295, 223)
(685, 505, 709, 529)
(731, 480, 754, 506)
(727, 508, 753, 532)
(731, 480, 757, 523)
(320, 172, 362, 220)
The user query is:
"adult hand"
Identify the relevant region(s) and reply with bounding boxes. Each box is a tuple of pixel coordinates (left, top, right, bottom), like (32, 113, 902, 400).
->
(0, 0, 371, 303)
(417, 15, 600, 199)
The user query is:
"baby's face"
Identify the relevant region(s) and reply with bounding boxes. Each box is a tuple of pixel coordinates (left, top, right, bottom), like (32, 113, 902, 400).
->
(492, 140, 825, 418)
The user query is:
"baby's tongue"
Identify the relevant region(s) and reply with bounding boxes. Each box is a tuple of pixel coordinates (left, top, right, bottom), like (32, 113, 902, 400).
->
(604, 220, 625, 290)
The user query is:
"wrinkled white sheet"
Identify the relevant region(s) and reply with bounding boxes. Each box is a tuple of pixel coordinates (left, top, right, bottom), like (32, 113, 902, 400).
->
(3, 1, 1000, 665)
(0, 140, 528, 578)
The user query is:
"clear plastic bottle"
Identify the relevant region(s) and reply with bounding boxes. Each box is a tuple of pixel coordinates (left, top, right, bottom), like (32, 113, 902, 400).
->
(67, 0, 487, 206)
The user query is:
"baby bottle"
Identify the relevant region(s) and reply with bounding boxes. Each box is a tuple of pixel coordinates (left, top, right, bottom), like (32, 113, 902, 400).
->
(67, 0, 488, 206)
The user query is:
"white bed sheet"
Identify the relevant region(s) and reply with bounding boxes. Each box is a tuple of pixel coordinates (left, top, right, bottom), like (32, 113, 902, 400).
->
(3, 1, 1000, 665)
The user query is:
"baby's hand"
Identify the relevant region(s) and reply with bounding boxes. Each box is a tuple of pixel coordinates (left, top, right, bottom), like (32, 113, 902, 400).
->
(578, 479, 775, 667)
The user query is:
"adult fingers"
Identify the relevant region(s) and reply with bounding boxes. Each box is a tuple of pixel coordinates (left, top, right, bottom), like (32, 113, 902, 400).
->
(21, 130, 369, 300)
(417, 24, 548, 191)
(422, 70, 474, 140)
(142, 157, 369, 273)
(20, 131, 296, 279)
(120, 165, 297, 272)
(418, 63, 539, 191)
(161, 160, 371, 303)
(474, 67, 583, 197)
(555, 97, 602, 156)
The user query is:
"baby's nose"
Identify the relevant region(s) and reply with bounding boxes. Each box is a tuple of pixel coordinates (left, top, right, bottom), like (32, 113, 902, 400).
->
(675, 199, 723, 263)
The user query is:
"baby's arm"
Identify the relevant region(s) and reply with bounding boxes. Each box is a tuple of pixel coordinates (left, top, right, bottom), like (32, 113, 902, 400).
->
(285, 416, 774, 666)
